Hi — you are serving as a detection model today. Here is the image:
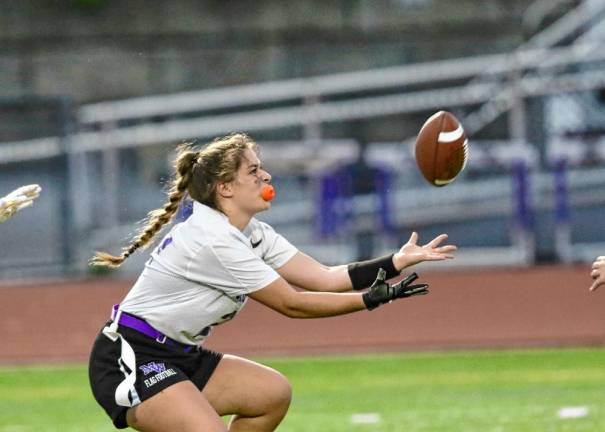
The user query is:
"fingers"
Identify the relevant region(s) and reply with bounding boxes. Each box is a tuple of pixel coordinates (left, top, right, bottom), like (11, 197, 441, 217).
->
(424, 252, 455, 261)
(395, 275, 428, 298)
(7, 184, 41, 199)
(402, 283, 429, 298)
(0, 185, 41, 224)
(434, 245, 457, 254)
(590, 279, 603, 292)
(2, 196, 34, 212)
(424, 235, 457, 258)
(25, 184, 42, 197)
(15, 200, 34, 211)
(407, 283, 429, 292)
(590, 257, 605, 291)
(1, 185, 41, 208)
(5, 195, 30, 206)
(407, 231, 418, 246)
(589, 271, 604, 291)
(425, 234, 448, 248)
(400, 272, 419, 286)
(376, 268, 387, 282)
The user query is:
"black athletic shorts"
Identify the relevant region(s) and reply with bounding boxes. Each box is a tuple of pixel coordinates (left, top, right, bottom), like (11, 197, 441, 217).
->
(88, 321, 223, 429)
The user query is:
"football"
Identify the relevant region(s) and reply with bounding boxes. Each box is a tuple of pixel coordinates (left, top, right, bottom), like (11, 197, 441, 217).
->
(414, 111, 468, 187)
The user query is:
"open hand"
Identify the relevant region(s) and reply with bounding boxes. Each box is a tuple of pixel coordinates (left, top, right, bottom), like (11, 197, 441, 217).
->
(590, 256, 605, 292)
(0, 184, 41, 223)
(393, 232, 457, 270)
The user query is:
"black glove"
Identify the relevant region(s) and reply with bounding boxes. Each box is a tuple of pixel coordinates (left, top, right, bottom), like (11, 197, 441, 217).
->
(362, 268, 429, 310)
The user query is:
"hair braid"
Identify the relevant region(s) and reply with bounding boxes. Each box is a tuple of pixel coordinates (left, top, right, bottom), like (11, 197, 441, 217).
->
(90, 148, 197, 268)
(90, 133, 257, 269)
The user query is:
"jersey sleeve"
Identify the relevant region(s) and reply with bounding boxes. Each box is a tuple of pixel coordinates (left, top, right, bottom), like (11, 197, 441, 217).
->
(257, 222, 298, 269)
(187, 234, 281, 297)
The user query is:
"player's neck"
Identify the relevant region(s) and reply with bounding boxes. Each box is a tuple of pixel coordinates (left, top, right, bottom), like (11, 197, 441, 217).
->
(222, 206, 253, 231)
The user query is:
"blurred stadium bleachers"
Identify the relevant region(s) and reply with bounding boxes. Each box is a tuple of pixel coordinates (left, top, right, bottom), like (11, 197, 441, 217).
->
(0, 0, 604, 278)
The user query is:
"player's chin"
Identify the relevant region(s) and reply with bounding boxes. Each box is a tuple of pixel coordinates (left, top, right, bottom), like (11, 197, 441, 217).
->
(256, 200, 271, 212)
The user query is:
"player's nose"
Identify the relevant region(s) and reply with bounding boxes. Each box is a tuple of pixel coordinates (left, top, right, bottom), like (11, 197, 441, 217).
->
(260, 169, 272, 183)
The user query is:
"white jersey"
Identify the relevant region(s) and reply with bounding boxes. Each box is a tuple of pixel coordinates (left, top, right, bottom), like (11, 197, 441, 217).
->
(119, 201, 298, 345)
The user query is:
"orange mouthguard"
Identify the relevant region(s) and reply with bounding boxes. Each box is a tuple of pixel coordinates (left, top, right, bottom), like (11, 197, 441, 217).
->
(261, 184, 276, 202)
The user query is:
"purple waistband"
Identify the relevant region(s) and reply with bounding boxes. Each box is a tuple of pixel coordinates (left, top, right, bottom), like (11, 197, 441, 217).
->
(111, 304, 195, 352)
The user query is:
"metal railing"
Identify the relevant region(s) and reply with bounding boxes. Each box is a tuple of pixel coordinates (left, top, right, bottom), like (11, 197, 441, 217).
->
(1, 44, 604, 164)
(1, 0, 604, 275)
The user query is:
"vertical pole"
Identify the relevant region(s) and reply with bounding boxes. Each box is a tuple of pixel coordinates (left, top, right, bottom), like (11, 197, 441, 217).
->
(509, 52, 534, 264)
(69, 148, 92, 234)
(316, 172, 338, 238)
(553, 157, 572, 263)
(102, 122, 120, 228)
(512, 160, 535, 264)
(58, 97, 75, 273)
(303, 87, 322, 153)
(375, 167, 394, 234)
(508, 58, 527, 145)
(66, 118, 93, 272)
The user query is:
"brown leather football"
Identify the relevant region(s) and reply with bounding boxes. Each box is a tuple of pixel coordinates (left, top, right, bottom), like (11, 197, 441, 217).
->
(414, 111, 468, 187)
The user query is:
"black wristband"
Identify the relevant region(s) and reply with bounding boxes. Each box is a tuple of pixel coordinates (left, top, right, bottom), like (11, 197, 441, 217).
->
(347, 254, 399, 290)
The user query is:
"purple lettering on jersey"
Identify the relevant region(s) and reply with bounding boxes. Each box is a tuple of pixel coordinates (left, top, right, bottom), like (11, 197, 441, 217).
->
(158, 236, 173, 253)
(176, 199, 194, 221)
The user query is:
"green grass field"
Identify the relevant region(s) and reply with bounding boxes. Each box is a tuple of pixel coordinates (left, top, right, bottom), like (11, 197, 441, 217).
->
(1, 348, 604, 431)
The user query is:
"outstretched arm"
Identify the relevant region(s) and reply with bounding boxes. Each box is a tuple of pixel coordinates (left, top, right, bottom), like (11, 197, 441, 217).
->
(250, 277, 365, 318)
(277, 232, 456, 292)
(249, 269, 428, 318)
(590, 256, 605, 292)
(0, 184, 41, 223)
(276, 252, 353, 293)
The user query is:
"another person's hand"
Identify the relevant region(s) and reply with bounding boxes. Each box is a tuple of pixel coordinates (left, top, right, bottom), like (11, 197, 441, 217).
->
(362, 268, 429, 310)
(590, 256, 605, 292)
(393, 232, 457, 270)
(0, 184, 41, 223)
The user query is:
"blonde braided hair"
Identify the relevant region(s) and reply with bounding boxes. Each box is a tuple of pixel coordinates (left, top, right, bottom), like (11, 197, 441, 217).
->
(90, 133, 257, 268)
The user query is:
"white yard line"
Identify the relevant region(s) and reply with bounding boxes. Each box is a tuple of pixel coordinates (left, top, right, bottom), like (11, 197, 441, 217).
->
(351, 413, 381, 424)
(558, 406, 589, 419)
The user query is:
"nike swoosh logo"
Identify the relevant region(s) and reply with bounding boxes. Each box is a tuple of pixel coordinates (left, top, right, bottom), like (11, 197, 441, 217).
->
(251, 239, 262, 248)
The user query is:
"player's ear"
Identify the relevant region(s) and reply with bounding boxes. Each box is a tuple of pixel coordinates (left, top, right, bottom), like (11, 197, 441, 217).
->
(217, 181, 234, 198)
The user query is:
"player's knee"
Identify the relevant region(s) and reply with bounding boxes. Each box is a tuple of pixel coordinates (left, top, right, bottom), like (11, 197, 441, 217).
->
(267, 372, 292, 412)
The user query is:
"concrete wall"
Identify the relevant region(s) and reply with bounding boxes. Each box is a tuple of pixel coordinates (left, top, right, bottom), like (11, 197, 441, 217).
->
(0, 0, 532, 103)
